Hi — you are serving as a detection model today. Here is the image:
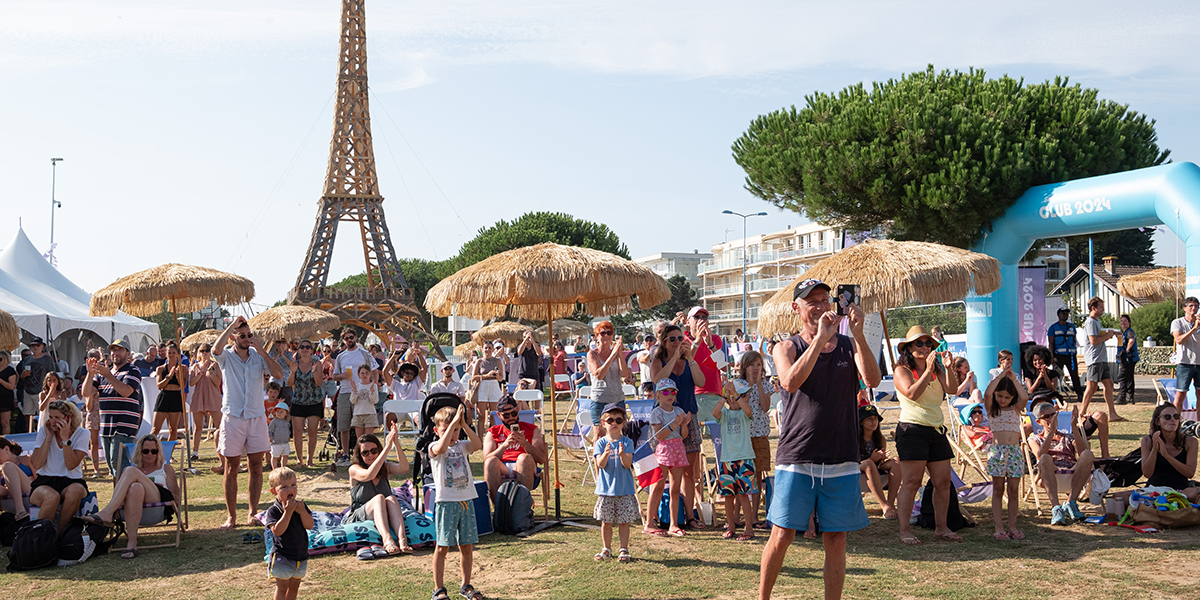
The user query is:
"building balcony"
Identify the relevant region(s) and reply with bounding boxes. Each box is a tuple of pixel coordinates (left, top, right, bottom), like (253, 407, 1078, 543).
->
(703, 283, 744, 298)
(708, 306, 760, 322)
(699, 244, 835, 275)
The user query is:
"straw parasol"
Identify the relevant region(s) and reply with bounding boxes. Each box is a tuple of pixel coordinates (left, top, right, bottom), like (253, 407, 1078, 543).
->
(180, 329, 222, 353)
(90, 263, 255, 319)
(758, 239, 1002, 364)
(248, 305, 341, 345)
(453, 341, 481, 358)
(426, 242, 671, 528)
(471, 321, 538, 347)
(535, 319, 590, 339)
(0, 309, 19, 351)
(1117, 267, 1185, 304)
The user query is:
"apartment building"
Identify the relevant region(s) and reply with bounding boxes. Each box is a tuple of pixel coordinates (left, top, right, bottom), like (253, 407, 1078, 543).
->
(633, 251, 712, 292)
(700, 223, 844, 336)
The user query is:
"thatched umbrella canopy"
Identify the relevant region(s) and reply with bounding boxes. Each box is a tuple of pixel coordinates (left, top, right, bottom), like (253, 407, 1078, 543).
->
(426, 242, 671, 524)
(758, 240, 1002, 361)
(248, 305, 341, 347)
(0, 309, 19, 351)
(453, 341, 481, 358)
(90, 263, 255, 319)
(180, 329, 222, 353)
(535, 319, 590, 339)
(471, 321, 538, 347)
(1117, 267, 1185, 304)
(426, 243, 670, 322)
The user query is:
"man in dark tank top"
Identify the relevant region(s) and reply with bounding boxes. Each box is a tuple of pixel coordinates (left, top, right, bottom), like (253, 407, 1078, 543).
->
(759, 279, 880, 600)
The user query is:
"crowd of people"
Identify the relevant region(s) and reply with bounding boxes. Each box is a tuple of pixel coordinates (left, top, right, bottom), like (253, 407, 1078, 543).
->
(3, 291, 1200, 600)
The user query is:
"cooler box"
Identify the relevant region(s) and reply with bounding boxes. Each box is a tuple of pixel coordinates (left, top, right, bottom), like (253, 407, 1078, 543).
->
(422, 480, 493, 537)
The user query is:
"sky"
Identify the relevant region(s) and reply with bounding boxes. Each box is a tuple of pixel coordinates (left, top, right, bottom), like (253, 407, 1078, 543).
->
(2, 1, 1199, 312)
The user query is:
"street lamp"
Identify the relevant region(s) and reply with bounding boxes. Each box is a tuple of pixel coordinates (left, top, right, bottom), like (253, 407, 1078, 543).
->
(50, 157, 64, 249)
(722, 209, 769, 337)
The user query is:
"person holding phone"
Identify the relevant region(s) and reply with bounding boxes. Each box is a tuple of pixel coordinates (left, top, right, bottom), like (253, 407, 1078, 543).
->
(482, 396, 546, 501)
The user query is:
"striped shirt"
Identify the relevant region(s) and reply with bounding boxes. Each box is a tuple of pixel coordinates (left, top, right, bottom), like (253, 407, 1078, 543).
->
(96, 362, 144, 438)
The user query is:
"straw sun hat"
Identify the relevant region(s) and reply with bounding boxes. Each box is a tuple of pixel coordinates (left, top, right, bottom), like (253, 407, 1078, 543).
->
(896, 325, 937, 353)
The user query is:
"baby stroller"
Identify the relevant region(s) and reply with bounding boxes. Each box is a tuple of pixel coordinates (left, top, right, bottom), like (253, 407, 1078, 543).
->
(318, 398, 357, 462)
(411, 392, 467, 504)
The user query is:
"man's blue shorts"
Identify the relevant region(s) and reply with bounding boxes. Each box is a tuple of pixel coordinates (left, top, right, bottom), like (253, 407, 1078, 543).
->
(1177, 363, 1200, 394)
(766, 469, 870, 533)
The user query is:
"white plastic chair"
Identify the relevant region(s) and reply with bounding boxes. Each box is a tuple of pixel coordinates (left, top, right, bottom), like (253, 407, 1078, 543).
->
(513, 388, 544, 412)
(622, 383, 636, 397)
(382, 399, 424, 435)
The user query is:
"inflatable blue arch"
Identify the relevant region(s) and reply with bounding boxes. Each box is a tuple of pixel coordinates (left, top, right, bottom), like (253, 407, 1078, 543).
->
(968, 162, 1200, 384)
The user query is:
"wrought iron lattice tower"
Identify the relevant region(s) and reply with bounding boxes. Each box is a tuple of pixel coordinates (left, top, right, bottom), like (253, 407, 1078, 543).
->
(289, 0, 431, 345)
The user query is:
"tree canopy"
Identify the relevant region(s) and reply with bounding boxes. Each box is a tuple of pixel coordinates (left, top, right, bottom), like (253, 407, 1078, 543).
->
(438, 211, 629, 277)
(732, 66, 1170, 249)
(609, 274, 698, 339)
(1065, 229, 1156, 270)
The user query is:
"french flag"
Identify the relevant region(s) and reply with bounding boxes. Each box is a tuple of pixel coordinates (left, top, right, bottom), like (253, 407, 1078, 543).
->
(632, 441, 662, 488)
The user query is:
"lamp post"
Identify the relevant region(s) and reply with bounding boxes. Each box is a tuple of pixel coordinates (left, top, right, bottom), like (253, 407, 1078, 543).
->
(722, 210, 768, 337)
(50, 157, 64, 249)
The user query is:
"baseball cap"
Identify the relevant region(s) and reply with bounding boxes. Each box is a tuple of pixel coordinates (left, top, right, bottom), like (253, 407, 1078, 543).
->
(441, 363, 456, 371)
(732, 378, 752, 395)
(793, 278, 832, 301)
(655, 378, 678, 392)
(108, 339, 131, 350)
(1057, 306, 1071, 313)
(687, 306, 709, 319)
(858, 404, 881, 422)
(29, 337, 44, 346)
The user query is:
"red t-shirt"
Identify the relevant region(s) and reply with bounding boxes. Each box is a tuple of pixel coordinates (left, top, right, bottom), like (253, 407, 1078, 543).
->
(685, 331, 724, 396)
(488, 421, 537, 463)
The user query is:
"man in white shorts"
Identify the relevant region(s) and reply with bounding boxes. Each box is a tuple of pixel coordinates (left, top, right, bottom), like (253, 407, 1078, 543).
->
(213, 316, 282, 530)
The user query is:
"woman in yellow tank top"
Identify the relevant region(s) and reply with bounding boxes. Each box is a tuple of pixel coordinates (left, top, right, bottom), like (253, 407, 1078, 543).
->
(892, 326, 959, 546)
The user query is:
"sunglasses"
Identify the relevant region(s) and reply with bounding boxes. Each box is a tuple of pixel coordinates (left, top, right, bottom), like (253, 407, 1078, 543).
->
(1161, 413, 1182, 421)
(362, 447, 381, 456)
(659, 389, 677, 396)
(604, 417, 625, 424)
(142, 448, 159, 455)
(235, 333, 254, 339)
(499, 411, 519, 419)
(665, 335, 684, 342)
(908, 340, 934, 348)
(199, 349, 211, 353)
(598, 331, 614, 337)
(299, 345, 312, 350)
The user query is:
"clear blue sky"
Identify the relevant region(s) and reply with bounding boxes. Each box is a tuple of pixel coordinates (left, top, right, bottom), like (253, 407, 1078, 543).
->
(3, 1, 1197, 309)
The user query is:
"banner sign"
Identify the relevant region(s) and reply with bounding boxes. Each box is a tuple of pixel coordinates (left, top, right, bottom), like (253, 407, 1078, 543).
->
(1018, 267, 1047, 346)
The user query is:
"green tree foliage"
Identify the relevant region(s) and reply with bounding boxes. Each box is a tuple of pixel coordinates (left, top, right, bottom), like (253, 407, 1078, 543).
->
(1064, 229, 1156, 270)
(732, 66, 1170, 249)
(439, 212, 629, 277)
(609, 275, 698, 339)
(885, 303, 967, 337)
(1130, 300, 1177, 347)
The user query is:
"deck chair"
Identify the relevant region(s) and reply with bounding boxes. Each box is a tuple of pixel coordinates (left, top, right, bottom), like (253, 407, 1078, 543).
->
(1023, 410, 1094, 514)
(950, 468, 994, 505)
(488, 408, 550, 520)
(702, 421, 724, 499)
(945, 396, 989, 480)
(559, 386, 592, 434)
(1155, 378, 1198, 420)
(554, 397, 599, 486)
(113, 440, 186, 550)
(382, 399, 424, 436)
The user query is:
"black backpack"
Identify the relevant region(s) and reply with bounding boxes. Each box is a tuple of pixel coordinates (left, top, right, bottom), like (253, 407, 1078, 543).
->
(7, 519, 58, 571)
(1104, 447, 1143, 488)
(0, 512, 18, 546)
(493, 481, 534, 535)
(915, 483, 973, 532)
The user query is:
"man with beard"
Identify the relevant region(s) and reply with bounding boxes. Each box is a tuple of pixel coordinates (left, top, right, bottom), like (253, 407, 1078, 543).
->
(332, 329, 376, 467)
(482, 396, 546, 500)
(213, 316, 282, 530)
(83, 339, 143, 477)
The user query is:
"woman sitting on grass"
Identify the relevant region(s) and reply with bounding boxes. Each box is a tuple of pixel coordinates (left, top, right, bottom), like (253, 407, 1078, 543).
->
(344, 427, 412, 556)
(83, 433, 179, 559)
(1140, 404, 1200, 502)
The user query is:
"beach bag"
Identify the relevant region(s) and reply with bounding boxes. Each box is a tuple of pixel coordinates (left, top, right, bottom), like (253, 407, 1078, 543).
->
(7, 519, 58, 571)
(1104, 448, 1143, 488)
(1130, 503, 1200, 528)
(493, 481, 534, 535)
(657, 491, 698, 529)
(915, 483, 972, 532)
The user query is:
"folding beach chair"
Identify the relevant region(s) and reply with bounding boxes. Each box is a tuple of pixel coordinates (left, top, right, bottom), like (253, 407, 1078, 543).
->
(554, 397, 600, 486)
(1155, 378, 1197, 420)
(702, 421, 724, 500)
(114, 440, 187, 549)
(1023, 409, 1094, 514)
(945, 396, 989, 480)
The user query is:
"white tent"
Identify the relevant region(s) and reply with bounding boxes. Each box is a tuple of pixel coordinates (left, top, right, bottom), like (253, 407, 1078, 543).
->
(0, 228, 159, 361)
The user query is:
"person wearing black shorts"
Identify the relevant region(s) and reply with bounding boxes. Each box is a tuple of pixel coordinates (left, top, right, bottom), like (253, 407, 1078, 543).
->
(892, 326, 960, 546)
(288, 341, 326, 468)
(0, 350, 16, 435)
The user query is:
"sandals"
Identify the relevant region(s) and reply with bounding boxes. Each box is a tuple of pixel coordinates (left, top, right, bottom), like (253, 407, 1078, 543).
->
(736, 533, 755, 542)
(432, 587, 450, 600)
(721, 530, 736, 540)
(459, 584, 484, 600)
(685, 518, 706, 531)
(667, 528, 687, 537)
(120, 548, 137, 559)
(594, 548, 612, 561)
(993, 531, 1010, 540)
(82, 514, 115, 528)
(643, 527, 667, 537)
(617, 548, 631, 563)
(752, 521, 770, 530)
(899, 535, 922, 546)
(934, 532, 964, 542)
(1008, 530, 1025, 540)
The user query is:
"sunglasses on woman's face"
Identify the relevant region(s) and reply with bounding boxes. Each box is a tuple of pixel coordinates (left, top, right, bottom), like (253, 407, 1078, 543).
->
(299, 345, 312, 350)
(665, 335, 684, 342)
(1161, 413, 1182, 421)
(598, 331, 614, 337)
(909, 340, 934, 348)
(142, 448, 159, 455)
(362, 446, 381, 456)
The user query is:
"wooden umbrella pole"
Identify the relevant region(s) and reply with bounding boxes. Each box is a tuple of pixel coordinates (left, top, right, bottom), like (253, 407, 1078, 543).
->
(548, 303, 562, 520)
(880, 310, 896, 371)
(173, 297, 193, 472)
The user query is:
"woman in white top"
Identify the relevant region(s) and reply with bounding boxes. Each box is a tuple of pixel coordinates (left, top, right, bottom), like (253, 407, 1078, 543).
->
(30, 399, 90, 534)
(84, 433, 179, 559)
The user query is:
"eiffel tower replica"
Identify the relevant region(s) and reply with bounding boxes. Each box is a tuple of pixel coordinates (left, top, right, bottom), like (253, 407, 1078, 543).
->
(289, 0, 439, 354)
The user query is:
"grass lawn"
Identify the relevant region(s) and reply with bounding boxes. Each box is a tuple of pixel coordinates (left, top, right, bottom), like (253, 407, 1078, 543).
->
(5, 387, 1200, 599)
